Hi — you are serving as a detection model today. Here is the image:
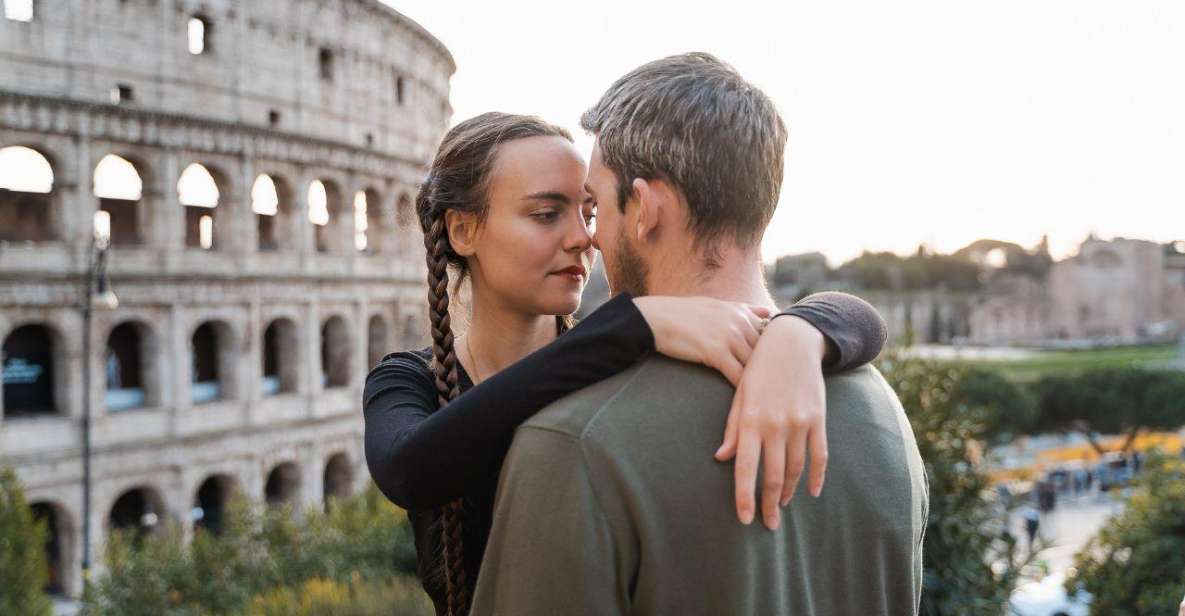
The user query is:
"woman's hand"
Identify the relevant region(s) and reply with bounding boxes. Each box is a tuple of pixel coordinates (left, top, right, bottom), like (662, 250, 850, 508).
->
(633, 296, 771, 386)
(715, 315, 830, 530)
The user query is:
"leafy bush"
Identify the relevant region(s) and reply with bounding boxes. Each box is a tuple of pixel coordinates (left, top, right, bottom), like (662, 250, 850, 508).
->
(82, 484, 422, 616)
(1067, 452, 1185, 615)
(879, 356, 1027, 615)
(0, 466, 52, 616)
(244, 575, 433, 616)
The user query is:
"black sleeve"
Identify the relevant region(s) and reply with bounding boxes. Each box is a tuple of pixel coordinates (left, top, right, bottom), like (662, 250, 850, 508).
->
(774, 291, 888, 374)
(362, 292, 654, 510)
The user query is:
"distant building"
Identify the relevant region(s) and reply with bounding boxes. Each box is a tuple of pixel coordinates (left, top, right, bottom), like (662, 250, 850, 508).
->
(0, 0, 452, 597)
(770, 235, 1185, 348)
(971, 236, 1185, 345)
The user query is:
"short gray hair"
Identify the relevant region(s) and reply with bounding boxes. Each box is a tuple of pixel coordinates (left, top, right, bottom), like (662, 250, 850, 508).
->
(581, 52, 787, 258)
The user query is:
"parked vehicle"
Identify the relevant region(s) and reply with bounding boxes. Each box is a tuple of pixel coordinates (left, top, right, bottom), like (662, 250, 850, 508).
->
(1008, 573, 1092, 616)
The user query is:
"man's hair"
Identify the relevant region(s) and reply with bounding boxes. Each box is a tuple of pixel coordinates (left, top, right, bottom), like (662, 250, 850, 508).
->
(580, 52, 787, 260)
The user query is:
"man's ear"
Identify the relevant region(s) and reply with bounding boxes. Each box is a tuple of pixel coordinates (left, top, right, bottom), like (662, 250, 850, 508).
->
(445, 209, 479, 257)
(632, 177, 674, 243)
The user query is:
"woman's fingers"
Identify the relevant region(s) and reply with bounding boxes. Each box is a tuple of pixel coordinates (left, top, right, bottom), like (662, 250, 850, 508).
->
(807, 419, 829, 498)
(761, 434, 787, 530)
(730, 331, 754, 366)
(748, 305, 773, 319)
(781, 425, 808, 507)
(718, 353, 744, 387)
(733, 427, 761, 525)
(716, 391, 742, 461)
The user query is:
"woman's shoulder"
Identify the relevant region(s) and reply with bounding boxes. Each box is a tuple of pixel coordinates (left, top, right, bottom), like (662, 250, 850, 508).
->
(364, 348, 435, 391)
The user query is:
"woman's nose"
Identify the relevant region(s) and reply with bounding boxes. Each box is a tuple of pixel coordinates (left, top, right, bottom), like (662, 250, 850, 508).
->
(563, 211, 594, 252)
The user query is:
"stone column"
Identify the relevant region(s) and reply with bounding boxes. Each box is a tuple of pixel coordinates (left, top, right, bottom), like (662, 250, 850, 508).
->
(168, 304, 190, 439)
(305, 301, 321, 401)
(158, 149, 184, 269)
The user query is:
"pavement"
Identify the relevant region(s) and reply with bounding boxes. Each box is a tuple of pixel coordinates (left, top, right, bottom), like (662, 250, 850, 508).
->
(1010, 488, 1124, 577)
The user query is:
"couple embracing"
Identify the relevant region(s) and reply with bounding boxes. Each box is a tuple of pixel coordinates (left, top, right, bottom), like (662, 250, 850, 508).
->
(363, 52, 927, 616)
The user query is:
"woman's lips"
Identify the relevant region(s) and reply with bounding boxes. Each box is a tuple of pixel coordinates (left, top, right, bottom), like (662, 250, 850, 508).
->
(551, 266, 586, 282)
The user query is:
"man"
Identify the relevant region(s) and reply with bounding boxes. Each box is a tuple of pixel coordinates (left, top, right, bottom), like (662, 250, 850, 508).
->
(470, 52, 928, 615)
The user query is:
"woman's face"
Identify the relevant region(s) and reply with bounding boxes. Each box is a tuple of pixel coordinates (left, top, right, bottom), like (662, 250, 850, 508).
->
(464, 135, 597, 318)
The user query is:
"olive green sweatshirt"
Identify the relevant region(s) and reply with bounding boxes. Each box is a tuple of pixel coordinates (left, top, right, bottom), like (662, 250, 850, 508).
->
(470, 359, 928, 615)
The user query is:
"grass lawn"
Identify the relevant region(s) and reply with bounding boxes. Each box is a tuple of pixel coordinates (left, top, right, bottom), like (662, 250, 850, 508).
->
(944, 343, 1180, 382)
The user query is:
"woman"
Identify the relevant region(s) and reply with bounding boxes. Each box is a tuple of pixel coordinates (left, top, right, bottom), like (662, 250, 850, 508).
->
(363, 113, 888, 616)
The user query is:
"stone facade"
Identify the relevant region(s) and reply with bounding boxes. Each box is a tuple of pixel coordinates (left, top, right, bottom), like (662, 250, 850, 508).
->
(0, 0, 452, 597)
(969, 237, 1185, 345)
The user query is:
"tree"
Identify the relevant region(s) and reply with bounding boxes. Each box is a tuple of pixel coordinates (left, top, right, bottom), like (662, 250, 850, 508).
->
(1066, 452, 1185, 614)
(879, 356, 1027, 615)
(0, 467, 52, 616)
(954, 368, 1037, 445)
(1032, 368, 1185, 454)
(82, 485, 421, 616)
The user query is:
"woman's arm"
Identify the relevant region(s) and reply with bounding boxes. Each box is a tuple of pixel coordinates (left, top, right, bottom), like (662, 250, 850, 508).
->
(363, 292, 654, 510)
(717, 291, 888, 530)
(776, 291, 888, 374)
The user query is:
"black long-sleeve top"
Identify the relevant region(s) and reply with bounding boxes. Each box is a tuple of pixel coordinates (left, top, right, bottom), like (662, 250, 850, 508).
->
(361, 291, 887, 614)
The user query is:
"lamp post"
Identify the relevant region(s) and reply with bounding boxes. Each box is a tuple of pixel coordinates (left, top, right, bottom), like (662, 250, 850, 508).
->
(81, 211, 117, 588)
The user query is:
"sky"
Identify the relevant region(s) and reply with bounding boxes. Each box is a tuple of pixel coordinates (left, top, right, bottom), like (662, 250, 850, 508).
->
(3, 1, 1181, 266)
(383, 0, 1185, 265)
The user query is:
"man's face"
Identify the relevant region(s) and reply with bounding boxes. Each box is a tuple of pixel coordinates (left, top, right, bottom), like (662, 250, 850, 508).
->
(586, 141, 648, 296)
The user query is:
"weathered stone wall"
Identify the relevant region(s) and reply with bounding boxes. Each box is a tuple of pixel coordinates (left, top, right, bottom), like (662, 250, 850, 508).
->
(0, 0, 451, 597)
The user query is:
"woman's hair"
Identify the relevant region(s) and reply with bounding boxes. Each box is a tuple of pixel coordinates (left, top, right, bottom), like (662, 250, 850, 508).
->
(415, 112, 573, 615)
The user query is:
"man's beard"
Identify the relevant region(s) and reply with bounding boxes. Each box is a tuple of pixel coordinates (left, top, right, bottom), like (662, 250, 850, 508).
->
(608, 226, 649, 297)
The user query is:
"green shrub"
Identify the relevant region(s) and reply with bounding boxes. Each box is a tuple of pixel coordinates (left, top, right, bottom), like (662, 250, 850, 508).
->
(0, 467, 53, 616)
(1067, 452, 1185, 615)
(243, 575, 433, 616)
(879, 356, 1027, 615)
(82, 484, 423, 616)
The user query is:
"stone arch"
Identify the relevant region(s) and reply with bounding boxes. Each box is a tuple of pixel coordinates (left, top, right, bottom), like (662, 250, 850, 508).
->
(357, 186, 386, 254)
(322, 451, 354, 505)
(106, 485, 167, 537)
(93, 154, 146, 246)
(2, 322, 67, 418)
(261, 317, 300, 395)
(178, 162, 234, 251)
(320, 314, 351, 388)
(192, 473, 238, 534)
(252, 173, 297, 252)
(308, 178, 346, 254)
(190, 319, 237, 404)
(264, 461, 301, 507)
(367, 313, 388, 370)
(103, 319, 162, 411)
(0, 145, 60, 242)
(28, 500, 76, 596)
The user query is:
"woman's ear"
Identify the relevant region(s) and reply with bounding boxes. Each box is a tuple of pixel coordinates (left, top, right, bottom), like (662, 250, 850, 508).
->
(445, 209, 479, 257)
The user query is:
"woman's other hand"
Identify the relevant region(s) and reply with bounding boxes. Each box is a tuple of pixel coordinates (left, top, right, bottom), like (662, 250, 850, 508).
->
(633, 296, 771, 386)
(715, 315, 829, 531)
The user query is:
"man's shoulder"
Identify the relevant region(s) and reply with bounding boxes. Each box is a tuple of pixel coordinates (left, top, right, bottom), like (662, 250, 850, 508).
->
(518, 355, 726, 440)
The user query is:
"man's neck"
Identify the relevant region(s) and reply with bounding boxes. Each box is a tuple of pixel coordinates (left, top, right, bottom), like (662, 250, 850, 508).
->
(460, 286, 557, 382)
(645, 244, 776, 310)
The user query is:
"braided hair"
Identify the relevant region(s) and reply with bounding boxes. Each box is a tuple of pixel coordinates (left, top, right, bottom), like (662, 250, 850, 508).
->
(416, 112, 573, 615)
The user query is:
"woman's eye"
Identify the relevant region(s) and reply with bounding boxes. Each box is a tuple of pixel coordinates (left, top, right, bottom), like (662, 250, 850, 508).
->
(532, 210, 559, 223)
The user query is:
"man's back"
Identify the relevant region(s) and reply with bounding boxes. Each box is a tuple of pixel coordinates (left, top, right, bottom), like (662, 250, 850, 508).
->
(471, 357, 928, 615)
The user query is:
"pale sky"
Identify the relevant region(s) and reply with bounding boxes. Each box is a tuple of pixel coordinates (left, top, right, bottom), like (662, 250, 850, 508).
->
(385, 0, 1185, 265)
(3, 2, 1181, 266)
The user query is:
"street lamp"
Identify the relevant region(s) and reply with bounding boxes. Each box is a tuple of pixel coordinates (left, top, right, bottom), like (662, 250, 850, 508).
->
(81, 210, 118, 587)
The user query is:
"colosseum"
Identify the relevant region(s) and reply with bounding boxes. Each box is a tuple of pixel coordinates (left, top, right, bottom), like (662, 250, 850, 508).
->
(0, 0, 452, 597)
